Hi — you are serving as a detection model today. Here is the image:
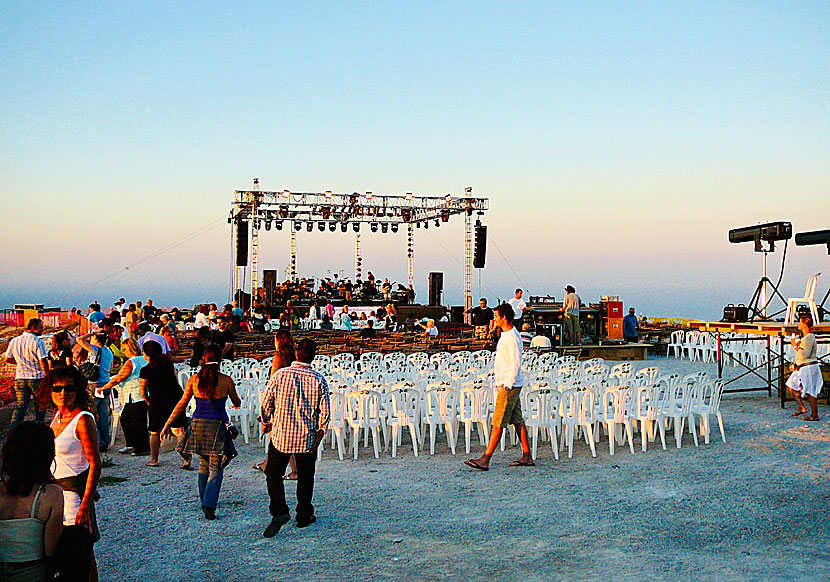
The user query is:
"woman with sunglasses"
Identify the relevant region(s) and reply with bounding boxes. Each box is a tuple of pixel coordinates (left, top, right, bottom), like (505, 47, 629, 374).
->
(45, 366, 101, 581)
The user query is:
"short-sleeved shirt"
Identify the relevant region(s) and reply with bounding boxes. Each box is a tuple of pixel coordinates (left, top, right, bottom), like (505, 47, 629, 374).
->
(471, 306, 494, 327)
(138, 332, 170, 354)
(6, 332, 48, 379)
(88, 345, 114, 384)
(87, 311, 107, 324)
(213, 329, 235, 360)
(562, 292, 580, 317)
(508, 297, 526, 320)
(623, 314, 638, 338)
(797, 333, 818, 366)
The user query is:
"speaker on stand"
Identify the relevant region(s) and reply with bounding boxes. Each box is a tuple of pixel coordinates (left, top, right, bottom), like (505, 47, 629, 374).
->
(235, 220, 249, 267)
(429, 272, 443, 307)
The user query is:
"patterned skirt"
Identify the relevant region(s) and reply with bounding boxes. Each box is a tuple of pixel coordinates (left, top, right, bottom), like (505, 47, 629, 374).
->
(177, 418, 237, 463)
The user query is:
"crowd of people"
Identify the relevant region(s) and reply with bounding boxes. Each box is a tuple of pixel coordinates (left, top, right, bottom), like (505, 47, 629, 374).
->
(262, 272, 416, 306)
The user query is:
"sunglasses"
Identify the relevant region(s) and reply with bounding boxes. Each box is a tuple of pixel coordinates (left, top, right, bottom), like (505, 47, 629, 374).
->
(51, 384, 77, 393)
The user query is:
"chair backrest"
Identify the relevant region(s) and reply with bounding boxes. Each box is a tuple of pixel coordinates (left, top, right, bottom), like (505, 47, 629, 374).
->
(386, 388, 421, 422)
(684, 331, 700, 344)
(601, 386, 630, 421)
(578, 390, 596, 423)
(424, 384, 457, 422)
(701, 380, 724, 414)
(634, 366, 660, 383)
(459, 385, 491, 422)
(330, 391, 345, 425)
(346, 389, 383, 427)
(609, 362, 632, 379)
(560, 388, 580, 420)
(670, 330, 684, 344)
(805, 273, 821, 299)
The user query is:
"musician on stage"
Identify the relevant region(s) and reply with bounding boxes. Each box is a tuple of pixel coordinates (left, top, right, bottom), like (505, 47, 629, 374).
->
(787, 315, 821, 422)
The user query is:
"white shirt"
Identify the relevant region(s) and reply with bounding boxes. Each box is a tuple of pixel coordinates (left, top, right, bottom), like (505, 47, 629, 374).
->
(530, 335, 552, 348)
(508, 297, 527, 320)
(6, 331, 47, 379)
(194, 313, 210, 329)
(563, 292, 580, 316)
(307, 306, 318, 320)
(138, 332, 169, 354)
(495, 327, 524, 388)
(425, 326, 438, 336)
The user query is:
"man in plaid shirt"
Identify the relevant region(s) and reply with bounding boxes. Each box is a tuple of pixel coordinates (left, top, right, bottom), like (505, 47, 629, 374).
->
(260, 338, 330, 537)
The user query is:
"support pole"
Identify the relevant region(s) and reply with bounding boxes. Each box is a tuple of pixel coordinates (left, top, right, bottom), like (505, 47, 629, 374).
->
(464, 211, 473, 325)
(407, 223, 414, 291)
(251, 180, 260, 303)
(290, 231, 297, 283)
(355, 233, 362, 281)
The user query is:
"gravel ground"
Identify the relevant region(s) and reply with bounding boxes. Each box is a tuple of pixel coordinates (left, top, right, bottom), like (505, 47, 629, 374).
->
(14, 356, 830, 581)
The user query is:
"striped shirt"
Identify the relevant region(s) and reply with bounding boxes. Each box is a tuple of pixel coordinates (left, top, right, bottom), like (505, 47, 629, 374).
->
(6, 332, 48, 379)
(260, 361, 330, 454)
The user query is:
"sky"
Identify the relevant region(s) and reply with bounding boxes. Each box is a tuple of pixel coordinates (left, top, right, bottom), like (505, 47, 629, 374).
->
(1, 2, 828, 319)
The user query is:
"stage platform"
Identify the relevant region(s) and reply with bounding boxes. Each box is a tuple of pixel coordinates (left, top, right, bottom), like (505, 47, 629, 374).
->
(550, 342, 649, 361)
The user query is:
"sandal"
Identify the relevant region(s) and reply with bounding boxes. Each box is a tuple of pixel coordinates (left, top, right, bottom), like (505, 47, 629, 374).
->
(283, 473, 298, 481)
(252, 464, 265, 473)
(791, 410, 808, 417)
(803, 416, 820, 422)
(146, 461, 160, 467)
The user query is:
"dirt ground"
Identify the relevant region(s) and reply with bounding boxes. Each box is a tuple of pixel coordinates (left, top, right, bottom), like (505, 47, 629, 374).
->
(79, 356, 830, 582)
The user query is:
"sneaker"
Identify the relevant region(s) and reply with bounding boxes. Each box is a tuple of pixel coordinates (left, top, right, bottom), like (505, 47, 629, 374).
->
(201, 506, 217, 520)
(296, 515, 317, 529)
(118, 446, 134, 454)
(263, 514, 290, 537)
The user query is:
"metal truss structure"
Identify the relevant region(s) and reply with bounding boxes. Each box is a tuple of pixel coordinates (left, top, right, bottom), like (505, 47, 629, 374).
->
(230, 181, 488, 323)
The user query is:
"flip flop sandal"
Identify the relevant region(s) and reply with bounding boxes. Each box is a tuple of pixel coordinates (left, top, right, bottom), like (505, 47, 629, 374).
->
(803, 416, 820, 422)
(508, 460, 536, 466)
(464, 459, 489, 471)
(791, 411, 808, 417)
(251, 464, 265, 473)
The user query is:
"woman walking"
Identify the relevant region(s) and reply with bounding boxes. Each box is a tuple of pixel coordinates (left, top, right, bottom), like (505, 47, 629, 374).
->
(253, 331, 296, 474)
(162, 344, 241, 520)
(0, 421, 65, 581)
(98, 339, 150, 456)
(46, 366, 101, 581)
(139, 341, 190, 468)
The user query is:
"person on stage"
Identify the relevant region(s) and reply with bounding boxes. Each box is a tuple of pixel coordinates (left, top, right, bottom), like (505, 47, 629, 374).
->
(787, 316, 821, 421)
(561, 285, 581, 345)
(623, 308, 639, 343)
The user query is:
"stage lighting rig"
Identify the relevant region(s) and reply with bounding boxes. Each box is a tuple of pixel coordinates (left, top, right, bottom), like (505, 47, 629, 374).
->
(728, 221, 792, 252)
(796, 229, 830, 254)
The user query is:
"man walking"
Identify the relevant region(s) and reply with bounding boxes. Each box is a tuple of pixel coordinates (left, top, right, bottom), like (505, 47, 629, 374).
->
(6, 318, 49, 427)
(465, 304, 534, 471)
(260, 338, 330, 536)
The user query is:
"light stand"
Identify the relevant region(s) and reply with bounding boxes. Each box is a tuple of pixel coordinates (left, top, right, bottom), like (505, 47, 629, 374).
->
(745, 240, 788, 321)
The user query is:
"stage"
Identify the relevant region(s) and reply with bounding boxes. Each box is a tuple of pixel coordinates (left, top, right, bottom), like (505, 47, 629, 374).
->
(549, 342, 649, 361)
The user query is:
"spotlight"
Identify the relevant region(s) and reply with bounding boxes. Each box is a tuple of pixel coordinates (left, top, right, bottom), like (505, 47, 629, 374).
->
(328, 222, 336, 232)
(435, 220, 440, 228)
(728, 221, 792, 252)
(391, 224, 399, 233)
(796, 229, 830, 254)
(306, 222, 313, 232)
(371, 223, 378, 233)
(275, 220, 283, 231)
(279, 206, 288, 218)
(405, 192, 413, 201)
(353, 222, 360, 233)
(293, 221, 301, 231)
(325, 190, 333, 198)
(264, 221, 271, 231)
(340, 222, 348, 233)
(381, 223, 388, 233)
(283, 190, 291, 198)
(444, 193, 452, 202)
(317, 222, 325, 232)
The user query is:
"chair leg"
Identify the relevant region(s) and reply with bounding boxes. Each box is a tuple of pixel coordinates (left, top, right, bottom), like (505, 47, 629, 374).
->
(640, 420, 648, 452)
(717, 412, 726, 443)
(607, 422, 615, 456)
(353, 428, 359, 460)
(372, 427, 379, 459)
(625, 421, 634, 454)
(531, 425, 538, 460)
(585, 424, 596, 457)
(657, 418, 667, 450)
(689, 415, 699, 447)
(409, 425, 419, 457)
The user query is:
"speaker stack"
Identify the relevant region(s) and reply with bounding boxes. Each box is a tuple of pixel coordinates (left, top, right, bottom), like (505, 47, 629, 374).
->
(600, 297, 623, 339)
(429, 272, 443, 306)
(235, 220, 249, 267)
(473, 224, 487, 269)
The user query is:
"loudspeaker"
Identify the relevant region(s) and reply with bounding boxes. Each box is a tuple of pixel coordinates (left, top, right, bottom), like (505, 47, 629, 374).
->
(473, 224, 487, 269)
(262, 270, 277, 288)
(235, 221, 249, 267)
(450, 305, 465, 323)
(429, 272, 443, 306)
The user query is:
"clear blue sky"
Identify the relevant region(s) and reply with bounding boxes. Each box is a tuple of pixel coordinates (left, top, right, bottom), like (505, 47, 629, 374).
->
(1, 2, 828, 319)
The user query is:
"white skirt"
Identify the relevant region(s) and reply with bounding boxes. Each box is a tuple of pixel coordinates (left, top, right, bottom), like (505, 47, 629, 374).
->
(787, 364, 823, 398)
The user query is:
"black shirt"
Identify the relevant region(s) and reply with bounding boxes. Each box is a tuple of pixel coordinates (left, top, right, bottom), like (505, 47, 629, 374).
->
(471, 306, 494, 327)
(212, 329, 235, 360)
(360, 327, 377, 338)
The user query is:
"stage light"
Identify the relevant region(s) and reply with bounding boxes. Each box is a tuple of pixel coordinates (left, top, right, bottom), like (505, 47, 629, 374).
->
(340, 222, 348, 233)
(371, 223, 378, 233)
(283, 190, 291, 198)
(424, 222, 428, 229)
(465, 186, 472, 194)
(325, 190, 332, 198)
(328, 222, 336, 232)
(405, 192, 413, 200)
(279, 206, 288, 218)
(321, 206, 331, 219)
(306, 222, 313, 232)
(293, 221, 301, 231)
(264, 221, 271, 231)
(381, 223, 388, 233)
(365, 191, 373, 199)
(435, 220, 440, 227)
(391, 224, 399, 233)
(795, 229, 830, 254)
(444, 193, 452, 202)
(275, 220, 283, 231)
(317, 222, 325, 232)
(353, 223, 360, 233)
(729, 221, 792, 252)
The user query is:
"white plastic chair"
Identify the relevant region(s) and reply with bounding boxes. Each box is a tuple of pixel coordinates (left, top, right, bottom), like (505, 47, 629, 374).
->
(668, 330, 685, 359)
(319, 391, 346, 461)
(385, 388, 422, 457)
(599, 386, 634, 456)
(683, 331, 700, 361)
(785, 273, 821, 324)
(422, 384, 458, 454)
(525, 387, 560, 461)
(458, 384, 492, 454)
(631, 384, 660, 452)
(671, 380, 700, 448)
(346, 390, 385, 459)
(692, 380, 726, 444)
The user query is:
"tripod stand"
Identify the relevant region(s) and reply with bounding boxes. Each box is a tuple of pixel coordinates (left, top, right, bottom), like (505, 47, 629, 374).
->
(747, 246, 787, 321)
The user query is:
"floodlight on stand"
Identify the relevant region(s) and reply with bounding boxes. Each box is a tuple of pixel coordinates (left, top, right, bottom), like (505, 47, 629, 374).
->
(795, 229, 830, 254)
(728, 221, 792, 252)
(381, 223, 388, 233)
(328, 222, 336, 232)
(353, 223, 360, 233)
(371, 223, 378, 233)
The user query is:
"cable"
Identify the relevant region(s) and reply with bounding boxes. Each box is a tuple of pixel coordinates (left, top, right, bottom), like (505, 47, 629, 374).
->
(486, 232, 529, 290)
(50, 217, 227, 305)
(421, 229, 500, 299)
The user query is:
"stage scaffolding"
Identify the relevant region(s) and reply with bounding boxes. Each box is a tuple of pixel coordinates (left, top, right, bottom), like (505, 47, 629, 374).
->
(229, 181, 489, 323)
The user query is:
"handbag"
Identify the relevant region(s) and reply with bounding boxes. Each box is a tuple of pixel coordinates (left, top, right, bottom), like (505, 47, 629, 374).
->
(79, 346, 102, 381)
(210, 396, 239, 440)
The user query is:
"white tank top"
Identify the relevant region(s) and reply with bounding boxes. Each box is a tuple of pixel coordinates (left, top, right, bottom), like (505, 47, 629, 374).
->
(51, 411, 93, 479)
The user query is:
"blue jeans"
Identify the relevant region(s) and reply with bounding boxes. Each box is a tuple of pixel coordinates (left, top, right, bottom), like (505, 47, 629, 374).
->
(93, 387, 111, 449)
(198, 455, 224, 510)
(12, 378, 45, 427)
